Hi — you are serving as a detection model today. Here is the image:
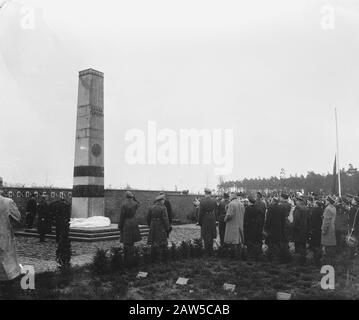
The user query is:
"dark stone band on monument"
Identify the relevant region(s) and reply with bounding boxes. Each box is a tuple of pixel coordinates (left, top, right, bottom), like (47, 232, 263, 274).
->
(72, 185, 105, 197)
(74, 166, 104, 177)
(79, 68, 104, 78)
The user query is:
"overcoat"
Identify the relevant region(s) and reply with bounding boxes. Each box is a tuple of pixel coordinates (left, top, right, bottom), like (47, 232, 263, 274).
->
(321, 204, 336, 247)
(147, 203, 170, 247)
(0, 196, 21, 281)
(198, 196, 217, 243)
(348, 205, 359, 237)
(309, 206, 323, 248)
(119, 198, 141, 245)
(224, 199, 245, 244)
(244, 204, 263, 245)
(37, 200, 52, 235)
(293, 205, 309, 244)
(263, 203, 286, 244)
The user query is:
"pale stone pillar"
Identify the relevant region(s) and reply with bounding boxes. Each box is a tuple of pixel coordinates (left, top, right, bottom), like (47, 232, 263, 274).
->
(71, 69, 104, 218)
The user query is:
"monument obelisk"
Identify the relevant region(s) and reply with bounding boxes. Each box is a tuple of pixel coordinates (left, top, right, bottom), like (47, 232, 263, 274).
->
(72, 69, 104, 218)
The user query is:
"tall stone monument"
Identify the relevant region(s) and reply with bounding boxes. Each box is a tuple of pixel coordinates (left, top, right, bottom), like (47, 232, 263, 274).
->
(72, 69, 105, 219)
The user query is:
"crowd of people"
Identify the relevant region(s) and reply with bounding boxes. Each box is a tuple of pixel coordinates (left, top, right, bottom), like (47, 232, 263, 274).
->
(196, 189, 359, 265)
(1, 182, 359, 292)
(119, 188, 359, 266)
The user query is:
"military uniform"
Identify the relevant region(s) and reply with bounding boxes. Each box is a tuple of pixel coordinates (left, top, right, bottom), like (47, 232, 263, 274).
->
(147, 202, 170, 248)
(119, 198, 141, 246)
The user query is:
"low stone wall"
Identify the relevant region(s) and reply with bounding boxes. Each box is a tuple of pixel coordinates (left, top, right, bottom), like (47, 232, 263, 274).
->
(2, 187, 199, 225)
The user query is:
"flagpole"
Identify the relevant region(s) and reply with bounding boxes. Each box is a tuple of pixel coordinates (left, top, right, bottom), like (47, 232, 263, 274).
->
(335, 108, 342, 197)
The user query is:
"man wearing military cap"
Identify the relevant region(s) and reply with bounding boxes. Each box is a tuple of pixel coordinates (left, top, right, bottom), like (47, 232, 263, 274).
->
(119, 191, 142, 262)
(159, 191, 173, 225)
(198, 188, 217, 255)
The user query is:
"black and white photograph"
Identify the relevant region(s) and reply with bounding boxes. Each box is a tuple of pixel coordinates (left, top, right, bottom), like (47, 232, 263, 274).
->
(1, 0, 359, 305)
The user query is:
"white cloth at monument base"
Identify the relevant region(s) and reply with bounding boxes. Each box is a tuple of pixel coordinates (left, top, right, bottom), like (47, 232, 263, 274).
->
(70, 216, 111, 228)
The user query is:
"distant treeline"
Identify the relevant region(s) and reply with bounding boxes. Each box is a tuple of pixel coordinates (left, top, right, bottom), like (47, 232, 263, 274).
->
(218, 167, 359, 195)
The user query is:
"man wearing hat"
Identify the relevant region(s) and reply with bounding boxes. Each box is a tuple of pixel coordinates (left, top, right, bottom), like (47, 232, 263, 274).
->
(255, 192, 266, 228)
(348, 195, 359, 257)
(119, 191, 142, 262)
(159, 192, 173, 225)
(308, 199, 324, 265)
(224, 192, 245, 254)
(37, 195, 52, 243)
(217, 193, 230, 245)
(147, 194, 170, 250)
(263, 197, 286, 261)
(198, 188, 217, 255)
(293, 196, 309, 262)
(244, 196, 263, 259)
(321, 196, 337, 264)
(26, 194, 37, 229)
(0, 179, 22, 297)
(334, 197, 349, 253)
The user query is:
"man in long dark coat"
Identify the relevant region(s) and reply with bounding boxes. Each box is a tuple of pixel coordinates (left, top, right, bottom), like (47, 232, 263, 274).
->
(293, 196, 309, 260)
(348, 196, 359, 258)
(159, 192, 173, 225)
(198, 188, 217, 255)
(244, 196, 263, 258)
(308, 200, 324, 264)
(263, 197, 286, 260)
(217, 193, 229, 245)
(147, 195, 170, 249)
(119, 191, 142, 260)
(50, 198, 71, 243)
(37, 196, 52, 242)
(26, 194, 37, 229)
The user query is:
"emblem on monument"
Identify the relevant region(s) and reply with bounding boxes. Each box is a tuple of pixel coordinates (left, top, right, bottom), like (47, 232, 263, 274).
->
(91, 143, 102, 157)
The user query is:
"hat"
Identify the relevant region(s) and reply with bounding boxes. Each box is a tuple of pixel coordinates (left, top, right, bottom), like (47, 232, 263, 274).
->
(248, 196, 256, 204)
(125, 191, 134, 199)
(155, 194, 165, 202)
(223, 192, 229, 199)
(230, 192, 237, 199)
(237, 192, 244, 197)
(296, 196, 305, 203)
(204, 188, 212, 194)
(326, 196, 335, 204)
(272, 197, 279, 203)
(280, 193, 289, 200)
(159, 191, 165, 195)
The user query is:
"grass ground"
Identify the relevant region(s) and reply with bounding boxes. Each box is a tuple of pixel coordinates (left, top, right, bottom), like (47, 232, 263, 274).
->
(6, 253, 359, 300)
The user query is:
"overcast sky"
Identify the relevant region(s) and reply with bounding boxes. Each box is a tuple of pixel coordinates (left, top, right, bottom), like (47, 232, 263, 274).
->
(1, 0, 359, 192)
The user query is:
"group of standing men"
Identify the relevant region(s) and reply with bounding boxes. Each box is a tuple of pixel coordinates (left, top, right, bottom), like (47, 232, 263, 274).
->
(118, 191, 174, 259)
(26, 194, 71, 242)
(198, 189, 359, 263)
